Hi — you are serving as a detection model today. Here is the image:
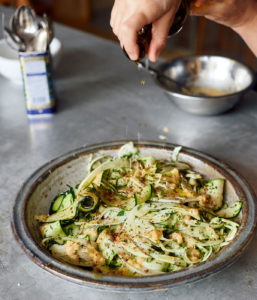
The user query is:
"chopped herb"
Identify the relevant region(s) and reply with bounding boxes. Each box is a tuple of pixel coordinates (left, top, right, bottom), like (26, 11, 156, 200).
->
(117, 210, 125, 216)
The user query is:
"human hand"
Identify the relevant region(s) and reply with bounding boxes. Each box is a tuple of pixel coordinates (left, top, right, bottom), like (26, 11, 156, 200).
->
(191, 0, 257, 56)
(191, 0, 257, 30)
(110, 0, 181, 62)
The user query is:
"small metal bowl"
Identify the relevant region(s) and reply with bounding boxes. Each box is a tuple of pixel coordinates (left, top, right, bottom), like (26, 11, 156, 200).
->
(155, 55, 255, 115)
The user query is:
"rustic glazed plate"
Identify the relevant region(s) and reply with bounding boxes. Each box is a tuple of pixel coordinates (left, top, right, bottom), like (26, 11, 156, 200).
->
(11, 141, 257, 292)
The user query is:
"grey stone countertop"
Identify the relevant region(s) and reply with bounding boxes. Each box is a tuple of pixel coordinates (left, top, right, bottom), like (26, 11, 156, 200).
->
(0, 5, 256, 300)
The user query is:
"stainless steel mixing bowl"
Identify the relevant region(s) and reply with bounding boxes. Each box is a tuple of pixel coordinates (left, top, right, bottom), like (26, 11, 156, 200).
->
(155, 55, 256, 115)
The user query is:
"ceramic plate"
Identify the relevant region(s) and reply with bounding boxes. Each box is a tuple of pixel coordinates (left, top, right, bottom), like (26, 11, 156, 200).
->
(11, 141, 257, 291)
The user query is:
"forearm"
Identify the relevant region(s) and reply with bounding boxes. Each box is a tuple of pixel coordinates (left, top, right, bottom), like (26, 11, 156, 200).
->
(191, 0, 257, 57)
(234, 16, 257, 57)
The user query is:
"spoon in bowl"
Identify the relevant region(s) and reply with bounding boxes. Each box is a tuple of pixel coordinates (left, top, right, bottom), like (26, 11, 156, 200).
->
(14, 6, 38, 48)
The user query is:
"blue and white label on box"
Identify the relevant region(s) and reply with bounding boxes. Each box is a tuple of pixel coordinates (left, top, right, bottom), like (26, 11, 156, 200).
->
(19, 51, 55, 118)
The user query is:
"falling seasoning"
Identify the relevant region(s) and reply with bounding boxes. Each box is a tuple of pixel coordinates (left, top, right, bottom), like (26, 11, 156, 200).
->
(159, 135, 167, 140)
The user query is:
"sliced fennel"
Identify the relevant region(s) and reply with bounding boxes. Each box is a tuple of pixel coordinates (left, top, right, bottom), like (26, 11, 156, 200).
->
(37, 142, 241, 276)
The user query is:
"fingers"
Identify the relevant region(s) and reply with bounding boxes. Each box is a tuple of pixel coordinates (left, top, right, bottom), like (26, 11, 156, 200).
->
(110, 1, 116, 29)
(118, 12, 149, 61)
(193, 0, 207, 8)
(190, 0, 226, 17)
(110, 1, 140, 60)
(110, 0, 182, 61)
(119, 22, 139, 60)
(148, 9, 176, 62)
(110, 0, 121, 37)
(190, 1, 213, 16)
